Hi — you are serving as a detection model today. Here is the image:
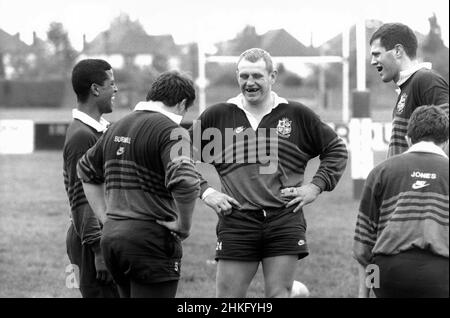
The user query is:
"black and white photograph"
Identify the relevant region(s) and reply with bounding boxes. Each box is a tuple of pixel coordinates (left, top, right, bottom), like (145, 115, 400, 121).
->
(0, 0, 448, 301)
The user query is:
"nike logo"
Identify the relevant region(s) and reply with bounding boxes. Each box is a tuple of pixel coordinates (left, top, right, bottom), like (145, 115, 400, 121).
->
(412, 180, 430, 190)
(116, 146, 125, 156)
(234, 126, 245, 134)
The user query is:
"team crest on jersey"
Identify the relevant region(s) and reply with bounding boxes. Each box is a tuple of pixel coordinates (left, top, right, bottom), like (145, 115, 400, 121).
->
(276, 118, 292, 138)
(396, 93, 407, 114)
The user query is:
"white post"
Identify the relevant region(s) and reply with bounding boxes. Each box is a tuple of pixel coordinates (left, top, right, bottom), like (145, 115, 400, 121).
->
(352, 18, 373, 200)
(342, 27, 350, 123)
(197, 39, 207, 115)
(356, 19, 366, 91)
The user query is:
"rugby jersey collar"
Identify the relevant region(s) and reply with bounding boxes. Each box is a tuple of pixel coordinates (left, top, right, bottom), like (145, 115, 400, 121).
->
(227, 92, 288, 130)
(134, 101, 183, 125)
(72, 109, 109, 133)
(405, 141, 448, 158)
(396, 62, 432, 88)
(227, 92, 288, 110)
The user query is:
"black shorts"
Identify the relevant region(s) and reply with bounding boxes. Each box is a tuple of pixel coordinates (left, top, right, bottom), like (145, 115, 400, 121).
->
(215, 206, 309, 261)
(101, 219, 182, 285)
(373, 248, 449, 298)
(66, 224, 119, 298)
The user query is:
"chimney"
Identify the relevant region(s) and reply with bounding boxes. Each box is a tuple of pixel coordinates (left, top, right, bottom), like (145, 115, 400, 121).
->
(15, 32, 20, 40)
(83, 34, 87, 52)
(33, 31, 37, 46)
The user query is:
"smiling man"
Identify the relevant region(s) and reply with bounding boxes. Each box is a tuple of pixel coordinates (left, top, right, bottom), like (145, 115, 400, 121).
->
(191, 48, 348, 297)
(369, 23, 449, 157)
(77, 71, 200, 298)
(63, 59, 119, 297)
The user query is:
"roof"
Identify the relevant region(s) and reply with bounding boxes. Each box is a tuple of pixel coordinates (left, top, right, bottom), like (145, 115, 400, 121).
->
(0, 29, 30, 53)
(83, 17, 177, 56)
(214, 27, 317, 56)
(260, 29, 317, 56)
(318, 20, 428, 55)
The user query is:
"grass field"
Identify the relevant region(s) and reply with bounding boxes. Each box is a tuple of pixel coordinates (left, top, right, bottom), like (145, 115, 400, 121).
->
(0, 150, 386, 298)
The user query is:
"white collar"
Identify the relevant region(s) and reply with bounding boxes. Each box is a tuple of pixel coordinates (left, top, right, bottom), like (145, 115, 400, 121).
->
(133, 101, 183, 125)
(226, 92, 288, 130)
(396, 62, 432, 87)
(72, 109, 109, 133)
(405, 141, 448, 159)
(227, 91, 288, 110)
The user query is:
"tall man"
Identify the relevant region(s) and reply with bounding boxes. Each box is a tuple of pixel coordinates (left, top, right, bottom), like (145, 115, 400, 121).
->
(192, 48, 348, 297)
(63, 59, 119, 297)
(369, 23, 449, 157)
(353, 105, 449, 298)
(77, 71, 200, 298)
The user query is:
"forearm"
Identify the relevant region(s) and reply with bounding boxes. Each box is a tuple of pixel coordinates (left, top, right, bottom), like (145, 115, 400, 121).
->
(175, 199, 196, 233)
(71, 204, 102, 247)
(314, 137, 348, 192)
(82, 182, 107, 224)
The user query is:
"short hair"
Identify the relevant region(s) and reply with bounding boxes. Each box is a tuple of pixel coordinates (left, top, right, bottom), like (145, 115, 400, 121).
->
(237, 48, 274, 73)
(72, 59, 112, 103)
(407, 105, 449, 144)
(146, 71, 196, 109)
(369, 23, 418, 59)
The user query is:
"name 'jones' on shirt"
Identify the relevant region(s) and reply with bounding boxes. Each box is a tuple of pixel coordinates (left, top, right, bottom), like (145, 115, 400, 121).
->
(410, 171, 437, 179)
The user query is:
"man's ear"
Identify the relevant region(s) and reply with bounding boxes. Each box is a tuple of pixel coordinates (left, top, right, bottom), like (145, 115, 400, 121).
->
(177, 99, 187, 113)
(90, 83, 99, 97)
(441, 139, 449, 155)
(270, 69, 278, 84)
(405, 135, 413, 147)
(394, 44, 405, 58)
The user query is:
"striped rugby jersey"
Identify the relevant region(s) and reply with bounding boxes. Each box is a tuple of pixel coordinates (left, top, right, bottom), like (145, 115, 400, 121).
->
(353, 141, 449, 266)
(63, 110, 109, 246)
(77, 103, 200, 222)
(388, 67, 448, 158)
(192, 94, 348, 211)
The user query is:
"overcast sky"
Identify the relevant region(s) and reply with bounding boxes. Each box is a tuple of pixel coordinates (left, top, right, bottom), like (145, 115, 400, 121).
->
(0, 0, 448, 51)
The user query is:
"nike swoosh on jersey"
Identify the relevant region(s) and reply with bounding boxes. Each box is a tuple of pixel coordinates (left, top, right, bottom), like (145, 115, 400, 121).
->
(234, 126, 245, 134)
(412, 181, 430, 189)
(116, 147, 125, 156)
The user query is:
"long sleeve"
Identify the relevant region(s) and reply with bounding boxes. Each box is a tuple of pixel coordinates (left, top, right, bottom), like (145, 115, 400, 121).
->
(77, 135, 105, 185)
(161, 126, 200, 204)
(312, 136, 348, 192)
(353, 169, 381, 266)
(188, 117, 211, 197)
(304, 113, 348, 192)
(63, 128, 103, 247)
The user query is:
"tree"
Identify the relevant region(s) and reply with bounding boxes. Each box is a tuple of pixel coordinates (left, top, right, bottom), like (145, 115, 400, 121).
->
(47, 22, 78, 77)
(151, 53, 169, 73)
(0, 53, 6, 78)
(421, 13, 449, 81)
(422, 13, 444, 53)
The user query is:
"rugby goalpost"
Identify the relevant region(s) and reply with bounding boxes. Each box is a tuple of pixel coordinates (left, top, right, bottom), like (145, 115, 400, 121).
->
(196, 29, 351, 122)
(196, 20, 372, 199)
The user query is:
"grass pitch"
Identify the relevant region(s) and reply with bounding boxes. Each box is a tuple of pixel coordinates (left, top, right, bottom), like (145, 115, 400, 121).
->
(0, 151, 385, 298)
